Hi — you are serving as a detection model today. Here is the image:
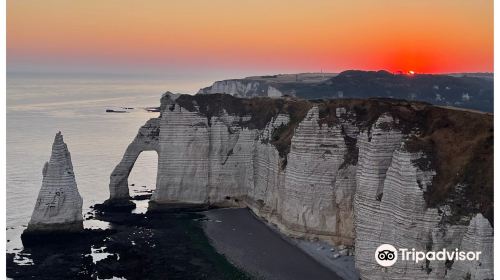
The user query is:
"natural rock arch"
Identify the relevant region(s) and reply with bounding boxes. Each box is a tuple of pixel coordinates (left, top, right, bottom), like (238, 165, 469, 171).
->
(108, 118, 160, 201)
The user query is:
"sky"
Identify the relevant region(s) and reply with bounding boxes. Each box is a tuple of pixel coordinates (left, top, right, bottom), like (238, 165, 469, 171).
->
(7, 0, 493, 76)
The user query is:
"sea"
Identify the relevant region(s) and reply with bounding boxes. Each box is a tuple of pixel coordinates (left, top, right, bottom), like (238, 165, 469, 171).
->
(6, 72, 213, 251)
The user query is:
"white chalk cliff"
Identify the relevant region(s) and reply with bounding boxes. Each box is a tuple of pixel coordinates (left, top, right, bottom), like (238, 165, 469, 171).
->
(196, 73, 337, 98)
(107, 94, 493, 279)
(198, 79, 284, 98)
(26, 132, 83, 233)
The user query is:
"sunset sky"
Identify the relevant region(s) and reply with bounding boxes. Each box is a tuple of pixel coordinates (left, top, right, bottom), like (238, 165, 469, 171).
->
(7, 0, 493, 76)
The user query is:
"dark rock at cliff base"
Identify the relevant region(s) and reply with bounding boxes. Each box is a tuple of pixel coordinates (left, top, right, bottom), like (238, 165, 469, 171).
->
(130, 194, 152, 200)
(147, 201, 214, 213)
(8, 208, 250, 280)
(96, 199, 137, 212)
(21, 228, 113, 247)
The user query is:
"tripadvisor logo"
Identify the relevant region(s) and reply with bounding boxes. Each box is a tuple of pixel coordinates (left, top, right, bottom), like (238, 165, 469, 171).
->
(375, 244, 398, 267)
(375, 244, 482, 267)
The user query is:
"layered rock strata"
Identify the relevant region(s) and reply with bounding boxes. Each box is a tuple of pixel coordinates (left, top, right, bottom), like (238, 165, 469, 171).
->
(25, 132, 83, 233)
(107, 94, 493, 279)
(198, 79, 284, 98)
(197, 73, 337, 98)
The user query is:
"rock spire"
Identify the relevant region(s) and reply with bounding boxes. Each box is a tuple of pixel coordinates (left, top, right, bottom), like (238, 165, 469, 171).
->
(25, 132, 83, 233)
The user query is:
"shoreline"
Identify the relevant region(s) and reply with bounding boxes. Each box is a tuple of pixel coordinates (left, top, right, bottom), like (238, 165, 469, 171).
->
(8, 184, 359, 280)
(7, 198, 250, 280)
(245, 209, 359, 280)
(202, 207, 358, 280)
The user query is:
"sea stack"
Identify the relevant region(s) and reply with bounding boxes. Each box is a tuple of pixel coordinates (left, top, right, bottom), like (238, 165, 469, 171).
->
(23, 132, 83, 236)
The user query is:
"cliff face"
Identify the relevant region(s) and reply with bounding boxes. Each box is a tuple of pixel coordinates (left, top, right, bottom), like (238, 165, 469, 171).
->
(107, 93, 493, 279)
(197, 71, 494, 112)
(198, 79, 284, 98)
(197, 73, 337, 98)
(26, 132, 83, 233)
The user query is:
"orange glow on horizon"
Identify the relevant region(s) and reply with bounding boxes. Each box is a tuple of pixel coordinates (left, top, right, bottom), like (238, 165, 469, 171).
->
(7, 0, 493, 73)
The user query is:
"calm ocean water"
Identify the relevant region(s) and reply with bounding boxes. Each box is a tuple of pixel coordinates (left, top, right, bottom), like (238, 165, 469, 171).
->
(6, 73, 211, 248)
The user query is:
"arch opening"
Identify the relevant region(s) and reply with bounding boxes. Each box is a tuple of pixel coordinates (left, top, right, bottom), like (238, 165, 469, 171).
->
(127, 151, 158, 213)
